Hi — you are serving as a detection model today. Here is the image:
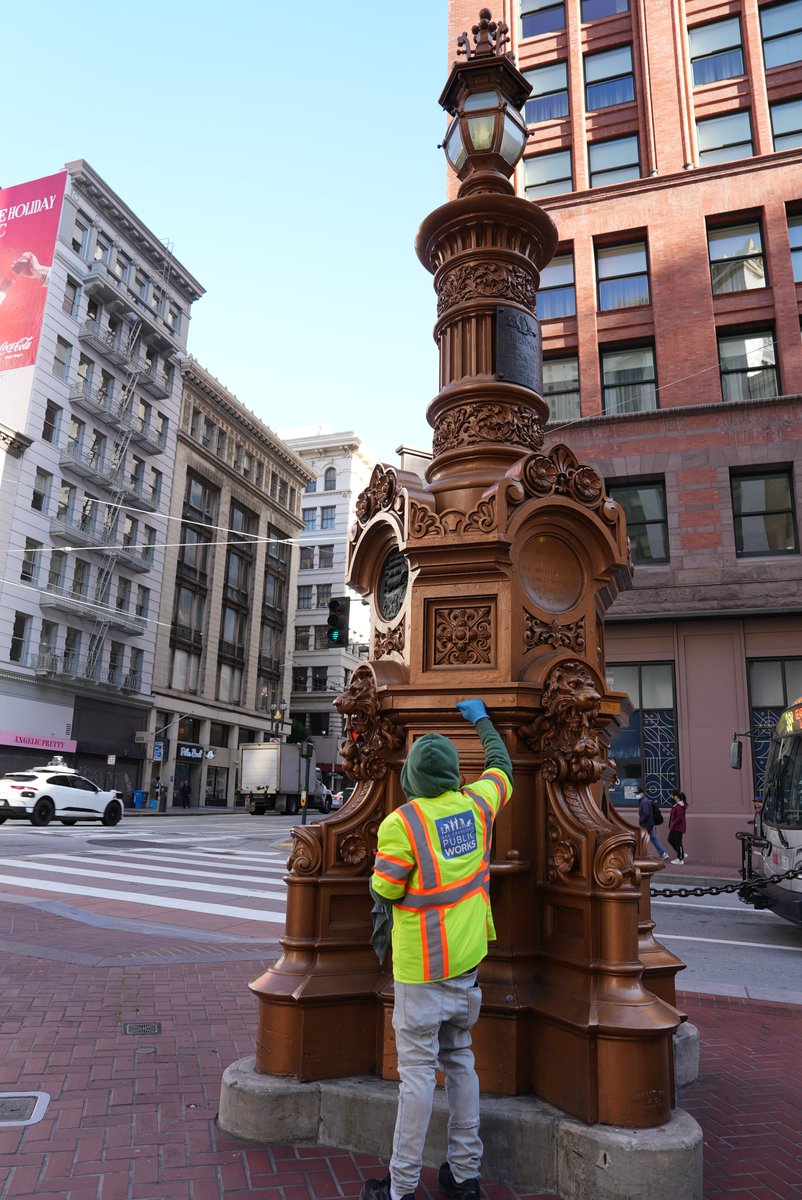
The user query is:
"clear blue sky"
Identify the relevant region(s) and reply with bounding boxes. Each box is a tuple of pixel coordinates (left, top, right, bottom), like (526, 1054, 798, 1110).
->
(5, 2, 450, 463)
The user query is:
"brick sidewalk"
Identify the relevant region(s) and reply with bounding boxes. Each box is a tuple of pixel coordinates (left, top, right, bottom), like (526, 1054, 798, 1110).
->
(1, 909, 801, 1198)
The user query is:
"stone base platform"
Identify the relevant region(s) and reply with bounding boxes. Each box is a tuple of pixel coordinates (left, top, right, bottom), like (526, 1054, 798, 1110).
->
(219, 1056, 703, 1200)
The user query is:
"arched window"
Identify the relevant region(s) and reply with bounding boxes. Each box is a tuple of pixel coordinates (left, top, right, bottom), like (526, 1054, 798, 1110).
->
(324, 467, 337, 491)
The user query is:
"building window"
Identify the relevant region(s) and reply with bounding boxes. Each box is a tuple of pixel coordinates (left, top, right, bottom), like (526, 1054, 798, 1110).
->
(688, 18, 744, 86)
(21, 539, 42, 584)
(748, 657, 802, 790)
(761, 1, 802, 69)
(71, 214, 90, 257)
(302, 507, 316, 531)
(295, 626, 310, 652)
(718, 331, 778, 401)
(312, 666, 328, 693)
(62, 277, 81, 318)
(32, 468, 52, 513)
(42, 400, 61, 444)
(605, 663, 678, 805)
(292, 666, 308, 692)
(524, 149, 573, 199)
(524, 63, 569, 124)
(608, 481, 669, 563)
(297, 585, 313, 610)
(770, 98, 802, 151)
(10, 612, 31, 664)
(696, 111, 753, 165)
(318, 544, 334, 569)
(63, 629, 81, 674)
(584, 45, 635, 110)
(299, 546, 314, 570)
(323, 466, 337, 491)
(588, 135, 640, 187)
(521, 0, 565, 38)
(596, 240, 650, 310)
(731, 471, 797, 557)
(582, 0, 629, 18)
(543, 357, 581, 423)
(707, 220, 766, 293)
(184, 474, 219, 526)
(316, 583, 332, 607)
(314, 625, 330, 650)
(537, 252, 576, 318)
(169, 647, 199, 691)
(52, 337, 71, 380)
(601, 345, 657, 414)
(789, 213, 802, 282)
(320, 505, 336, 529)
(305, 478, 317, 493)
(217, 663, 242, 705)
(113, 252, 131, 283)
(263, 569, 285, 611)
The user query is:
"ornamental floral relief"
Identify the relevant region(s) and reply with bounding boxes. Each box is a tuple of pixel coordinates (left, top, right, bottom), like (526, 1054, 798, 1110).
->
(408, 496, 498, 541)
(433, 403, 544, 456)
(433, 606, 493, 666)
(436, 262, 537, 317)
(375, 622, 405, 659)
(524, 612, 586, 655)
(355, 464, 404, 527)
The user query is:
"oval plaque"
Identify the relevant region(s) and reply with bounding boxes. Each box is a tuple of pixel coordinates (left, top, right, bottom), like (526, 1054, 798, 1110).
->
(519, 535, 583, 613)
(377, 548, 409, 621)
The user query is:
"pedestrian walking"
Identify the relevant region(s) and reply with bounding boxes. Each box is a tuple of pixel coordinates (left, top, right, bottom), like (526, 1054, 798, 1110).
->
(360, 697, 513, 1200)
(668, 790, 688, 864)
(637, 786, 669, 860)
(179, 779, 192, 808)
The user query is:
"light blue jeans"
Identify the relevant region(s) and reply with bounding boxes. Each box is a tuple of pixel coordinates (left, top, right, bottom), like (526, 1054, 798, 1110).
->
(390, 971, 483, 1196)
(647, 828, 667, 857)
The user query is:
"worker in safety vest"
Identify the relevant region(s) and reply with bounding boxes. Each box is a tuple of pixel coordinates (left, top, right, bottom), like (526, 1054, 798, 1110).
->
(360, 698, 513, 1200)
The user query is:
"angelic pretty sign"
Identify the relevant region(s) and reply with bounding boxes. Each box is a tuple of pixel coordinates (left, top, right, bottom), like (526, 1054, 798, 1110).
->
(0, 729, 77, 752)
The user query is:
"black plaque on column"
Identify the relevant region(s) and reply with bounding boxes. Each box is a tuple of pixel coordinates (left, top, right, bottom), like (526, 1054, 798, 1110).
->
(496, 306, 542, 393)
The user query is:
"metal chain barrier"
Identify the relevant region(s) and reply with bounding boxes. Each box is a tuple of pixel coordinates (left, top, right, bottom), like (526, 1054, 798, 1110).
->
(651, 865, 802, 901)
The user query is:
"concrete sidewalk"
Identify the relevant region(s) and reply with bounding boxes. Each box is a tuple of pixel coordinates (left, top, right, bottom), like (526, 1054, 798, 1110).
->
(1, 898, 801, 1199)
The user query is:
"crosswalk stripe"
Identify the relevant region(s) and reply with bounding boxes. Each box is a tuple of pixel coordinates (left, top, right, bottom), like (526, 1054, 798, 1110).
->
(139, 847, 289, 865)
(20, 852, 288, 885)
(0, 858, 286, 901)
(0, 872, 285, 921)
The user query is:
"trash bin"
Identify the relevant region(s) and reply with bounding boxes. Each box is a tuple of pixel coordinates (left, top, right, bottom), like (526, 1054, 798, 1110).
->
(133, 790, 147, 808)
(148, 797, 159, 809)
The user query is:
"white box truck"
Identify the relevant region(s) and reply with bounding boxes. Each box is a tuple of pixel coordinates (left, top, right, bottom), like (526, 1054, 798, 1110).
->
(237, 742, 328, 815)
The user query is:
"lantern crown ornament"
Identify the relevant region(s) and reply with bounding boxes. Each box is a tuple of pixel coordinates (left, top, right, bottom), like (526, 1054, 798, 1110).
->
(440, 8, 531, 197)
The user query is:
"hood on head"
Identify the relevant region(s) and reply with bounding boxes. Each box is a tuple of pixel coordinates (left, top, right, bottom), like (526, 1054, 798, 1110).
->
(401, 733, 460, 799)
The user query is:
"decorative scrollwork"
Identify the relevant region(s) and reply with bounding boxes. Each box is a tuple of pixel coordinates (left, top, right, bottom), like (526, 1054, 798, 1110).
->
(593, 835, 640, 891)
(524, 612, 586, 655)
(514, 443, 628, 536)
(520, 659, 605, 784)
(354, 464, 404, 527)
(288, 824, 324, 875)
(333, 665, 404, 781)
(408, 496, 497, 540)
(436, 262, 536, 317)
(375, 622, 405, 659)
(433, 403, 544, 457)
(548, 837, 579, 881)
(434, 606, 493, 666)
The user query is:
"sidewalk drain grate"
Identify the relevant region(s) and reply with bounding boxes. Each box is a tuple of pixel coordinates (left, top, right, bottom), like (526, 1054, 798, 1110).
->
(123, 1021, 162, 1035)
(0, 1092, 50, 1127)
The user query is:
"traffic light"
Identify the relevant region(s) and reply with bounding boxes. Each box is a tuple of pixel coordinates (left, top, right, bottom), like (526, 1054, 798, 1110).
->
(326, 596, 350, 647)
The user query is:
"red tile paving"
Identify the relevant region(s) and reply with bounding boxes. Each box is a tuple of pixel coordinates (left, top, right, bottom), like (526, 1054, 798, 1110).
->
(0, 899, 801, 1198)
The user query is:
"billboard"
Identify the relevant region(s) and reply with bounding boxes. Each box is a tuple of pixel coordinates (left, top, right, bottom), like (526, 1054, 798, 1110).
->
(0, 171, 66, 374)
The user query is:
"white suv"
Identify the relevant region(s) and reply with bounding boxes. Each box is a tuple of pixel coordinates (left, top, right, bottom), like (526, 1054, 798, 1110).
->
(0, 757, 123, 827)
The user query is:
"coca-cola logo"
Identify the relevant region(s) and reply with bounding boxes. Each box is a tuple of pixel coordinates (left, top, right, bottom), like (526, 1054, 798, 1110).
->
(0, 337, 34, 354)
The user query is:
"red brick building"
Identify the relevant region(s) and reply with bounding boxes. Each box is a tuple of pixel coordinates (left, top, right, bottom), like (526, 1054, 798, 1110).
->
(447, 0, 802, 864)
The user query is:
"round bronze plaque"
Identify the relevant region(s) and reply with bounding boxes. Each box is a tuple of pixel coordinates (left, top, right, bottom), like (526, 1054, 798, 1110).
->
(377, 548, 409, 621)
(519, 535, 583, 613)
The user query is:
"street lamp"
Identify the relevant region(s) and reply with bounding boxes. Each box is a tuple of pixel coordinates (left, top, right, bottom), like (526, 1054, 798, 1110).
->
(440, 8, 530, 197)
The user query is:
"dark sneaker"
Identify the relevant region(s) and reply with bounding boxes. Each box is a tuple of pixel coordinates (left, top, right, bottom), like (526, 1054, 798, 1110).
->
(359, 1176, 415, 1200)
(438, 1162, 480, 1200)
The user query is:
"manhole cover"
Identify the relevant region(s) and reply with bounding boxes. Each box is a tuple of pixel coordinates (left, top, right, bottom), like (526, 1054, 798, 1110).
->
(0, 1092, 50, 1126)
(123, 1022, 162, 1035)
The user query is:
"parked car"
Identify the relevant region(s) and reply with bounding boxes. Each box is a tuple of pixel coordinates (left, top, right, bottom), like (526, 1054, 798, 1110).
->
(0, 757, 123, 827)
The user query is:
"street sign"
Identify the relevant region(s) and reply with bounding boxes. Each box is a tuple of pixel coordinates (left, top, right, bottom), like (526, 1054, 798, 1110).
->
(153, 740, 163, 761)
(107, 754, 116, 766)
(134, 732, 150, 744)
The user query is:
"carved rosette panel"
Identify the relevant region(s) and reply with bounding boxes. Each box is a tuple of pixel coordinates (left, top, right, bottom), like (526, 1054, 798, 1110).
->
(333, 664, 404, 781)
(288, 824, 324, 875)
(408, 496, 497, 541)
(337, 805, 384, 867)
(520, 659, 606, 784)
(433, 606, 493, 666)
(524, 611, 586, 655)
(436, 261, 537, 317)
(547, 817, 579, 882)
(374, 622, 405, 659)
(514, 444, 622, 534)
(593, 834, 640, 891)
(354, 463, 405, 529)
(433, 403, 544, 457)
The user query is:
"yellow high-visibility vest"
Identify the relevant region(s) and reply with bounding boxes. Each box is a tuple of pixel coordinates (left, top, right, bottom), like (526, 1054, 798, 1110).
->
(371, 769, 512, 983)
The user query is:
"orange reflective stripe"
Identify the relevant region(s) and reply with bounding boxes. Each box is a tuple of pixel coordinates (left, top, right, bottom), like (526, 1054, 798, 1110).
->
(373, 867, 406, 889)
(482, 769, 510, 805)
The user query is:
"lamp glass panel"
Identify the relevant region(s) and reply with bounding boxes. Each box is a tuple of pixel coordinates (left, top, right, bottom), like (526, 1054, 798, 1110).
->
(467, 113, 497, 151)
(500, 112, 527, 163)
(445, 122, 467, 171)
(463, 90, 499, 111)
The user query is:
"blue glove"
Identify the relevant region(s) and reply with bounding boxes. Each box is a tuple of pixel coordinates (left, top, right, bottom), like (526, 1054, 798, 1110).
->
(457, 699, 489, 725)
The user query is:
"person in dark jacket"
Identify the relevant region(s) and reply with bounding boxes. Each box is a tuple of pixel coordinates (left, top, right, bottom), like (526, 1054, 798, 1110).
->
(637, 786, 669, 859)
(668, 790, 688, 863)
